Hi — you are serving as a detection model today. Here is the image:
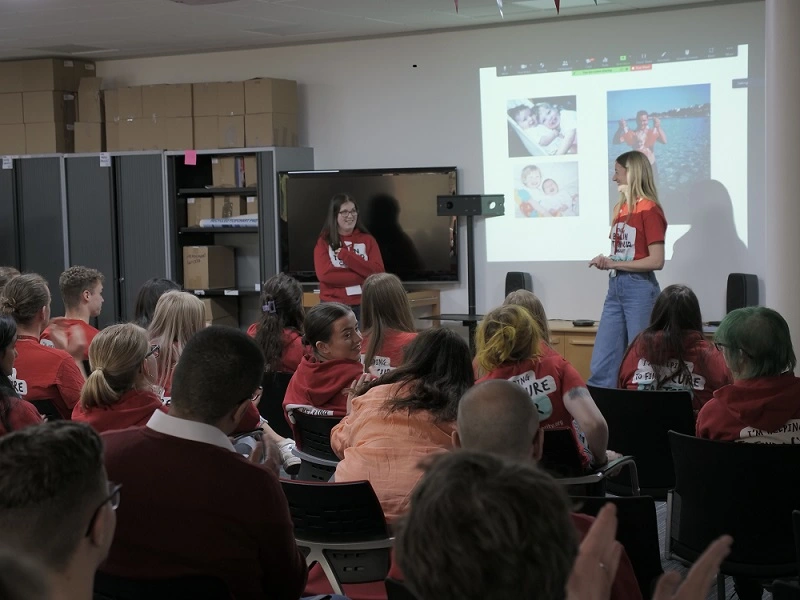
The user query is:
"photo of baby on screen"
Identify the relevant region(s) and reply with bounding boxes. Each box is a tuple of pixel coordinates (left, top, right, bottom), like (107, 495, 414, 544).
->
(512, 161, 579, 218)
(507, 95, 578, 158)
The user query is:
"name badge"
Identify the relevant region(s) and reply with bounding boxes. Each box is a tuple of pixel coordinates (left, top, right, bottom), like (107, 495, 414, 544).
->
(345, 285, 362, 296)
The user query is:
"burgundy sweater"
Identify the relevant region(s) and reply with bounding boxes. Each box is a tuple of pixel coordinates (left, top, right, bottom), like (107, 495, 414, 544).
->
(101, 427, 307, 600)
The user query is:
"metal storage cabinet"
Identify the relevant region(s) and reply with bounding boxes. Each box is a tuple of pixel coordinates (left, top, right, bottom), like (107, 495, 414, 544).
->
(0, 167, 18, 268)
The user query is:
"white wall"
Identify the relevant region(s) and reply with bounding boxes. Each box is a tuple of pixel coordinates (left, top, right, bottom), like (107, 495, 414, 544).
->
(98, 0, 765, 321)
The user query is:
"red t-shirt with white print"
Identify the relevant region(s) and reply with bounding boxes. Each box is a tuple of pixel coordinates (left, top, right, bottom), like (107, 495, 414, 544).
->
(610, 198, 667, 262)
(360, 329, 417, 376)
(313, 230, 385, 305)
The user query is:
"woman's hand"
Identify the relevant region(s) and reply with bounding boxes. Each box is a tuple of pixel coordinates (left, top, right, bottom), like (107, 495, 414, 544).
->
(346, 372, 373, 415)
(566, 503, 622, 600)
(589, 255, 612, 270)
(652, 536, 732, 600)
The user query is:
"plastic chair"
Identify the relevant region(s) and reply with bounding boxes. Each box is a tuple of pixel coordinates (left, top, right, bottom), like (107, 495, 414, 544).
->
(666, 431, 800, 599)
(259, 371, 293, 439)
(93, 572, 231, 600)
(572, 495, 664, 598)
(30, 399, 63, 421)
(539, 428, 639, 496)
(280, 479, 393, 596)
(588, 385, 695, 498)
(385, 577, 418, 600)
(289, 411, 342, 482)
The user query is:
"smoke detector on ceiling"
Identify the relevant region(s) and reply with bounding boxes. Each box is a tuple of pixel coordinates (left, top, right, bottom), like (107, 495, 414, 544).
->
(168, 0, 240, 5)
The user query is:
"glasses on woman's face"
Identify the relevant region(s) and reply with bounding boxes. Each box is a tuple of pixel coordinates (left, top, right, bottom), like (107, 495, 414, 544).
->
(145, 344, 160, 359)
(715, 342, 753, 359)
(85, 481, 122, 536)
(338, 209, 358, 217)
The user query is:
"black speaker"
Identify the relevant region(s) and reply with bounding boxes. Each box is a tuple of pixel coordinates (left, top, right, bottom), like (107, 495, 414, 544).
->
(726, 273, 758, 313)
(505, 272, 533, 297)
(437, 194, 505, 217)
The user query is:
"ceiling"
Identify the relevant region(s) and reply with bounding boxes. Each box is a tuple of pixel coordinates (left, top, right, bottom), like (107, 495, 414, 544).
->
(0, 0, 736, 61)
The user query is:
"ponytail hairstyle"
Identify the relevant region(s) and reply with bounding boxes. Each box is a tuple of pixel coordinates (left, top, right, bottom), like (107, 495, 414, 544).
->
(81, 323, 151, 410)
(615, 150, 660, 222)
(303, 302, 354, 360)
(503, 290, 551, 345)
(0, 274, 50, 327)
(254, 273, 305, 372)
(361, 273, 415, 370)
(147, 291, 205, 392)
(475, 304, 542, 377)
(319, 193, 369, 251)
(0, 315, 18, 432)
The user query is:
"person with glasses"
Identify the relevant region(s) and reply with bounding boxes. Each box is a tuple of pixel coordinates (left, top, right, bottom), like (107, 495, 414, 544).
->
(0, 421, 118, 600)
(314, 192, 385, 323)
(697, 306, 800, 444)
(72, 323, 166, 432)
(617, 285, 731, 412)
(100, 326, 308, 600)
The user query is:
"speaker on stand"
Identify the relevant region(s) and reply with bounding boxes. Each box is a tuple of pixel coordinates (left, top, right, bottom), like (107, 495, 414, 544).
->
(505, 272, 533, 297)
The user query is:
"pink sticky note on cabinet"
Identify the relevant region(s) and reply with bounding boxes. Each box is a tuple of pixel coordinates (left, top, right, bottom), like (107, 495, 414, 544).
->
(184, 150, 197, 166)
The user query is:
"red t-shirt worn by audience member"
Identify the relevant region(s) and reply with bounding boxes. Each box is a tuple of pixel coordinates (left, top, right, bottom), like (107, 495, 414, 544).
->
(0, 396, 43, 435)
(360, 329, 417, 376)
(246, 325, 307, 373)
(12, 335, 84, 419)
(72, 388, 167, 433)
(313, 231, 385, 305)
(41, 319, 100, 361)
(610, 198, 667, 263)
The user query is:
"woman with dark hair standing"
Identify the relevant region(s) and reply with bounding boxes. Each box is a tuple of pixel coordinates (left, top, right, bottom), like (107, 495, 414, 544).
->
(313, 193, 384, 322)
(331, 327, 474, 522)
(618, 285, 730, 411)
(0, 315, 43, 435)
(360, 273, 417, 376)
(247, 273, 307, 373)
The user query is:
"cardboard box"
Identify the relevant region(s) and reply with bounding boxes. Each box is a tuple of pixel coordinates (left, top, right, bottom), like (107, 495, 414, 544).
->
(117, 87, 143, 119)
(117, 118, 148, 151)
(142, 84, 193, 118)
(20, 59, 94, 92)
(245, 195, 258, 215)
(244, 78, 297, 114)
(186, 196, 214, 227)
(201, 297, 239, 327)
(23, 91, 76, 124)
(25, 122, 74, 154)
(0, 123, 26, 154)
(213, 195, 249, 219)
(192, 82, 244, 117)
(77, 77, 103, 123)
(182, 245, 235, 290)
(211, 156, 245, 187)
(245, 113, 297, 147)
(193, 116, 217, 150)
(0, 93, 23, 124)
(74, 122, 104, 152)
(0, 62, 24, 94)
(104, 89, 119, 122)
(105, 120, 120, 152)
(162, 116, 193, 150)
(193, 116, 244, 149)
(243, 155, 257, 186)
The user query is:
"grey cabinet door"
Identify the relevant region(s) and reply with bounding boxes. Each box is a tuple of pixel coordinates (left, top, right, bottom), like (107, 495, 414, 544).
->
(64, 156, 120, 328)
(0, 166, 18, 268)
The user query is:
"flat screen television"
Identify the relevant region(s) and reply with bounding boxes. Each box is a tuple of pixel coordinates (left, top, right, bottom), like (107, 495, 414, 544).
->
(278, 167, 459, 283)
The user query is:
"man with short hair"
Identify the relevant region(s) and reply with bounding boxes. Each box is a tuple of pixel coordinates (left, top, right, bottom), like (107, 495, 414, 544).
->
(41, 266, 105, 359)
(100, 326, 308, 600)
(0, 421, 118, 600)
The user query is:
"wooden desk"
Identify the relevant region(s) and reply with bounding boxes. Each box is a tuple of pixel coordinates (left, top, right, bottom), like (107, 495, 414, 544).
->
(303, 289, 441, 326)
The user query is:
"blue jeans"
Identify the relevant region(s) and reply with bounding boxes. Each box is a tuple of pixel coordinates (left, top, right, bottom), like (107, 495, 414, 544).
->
(588, 271, 660, 388)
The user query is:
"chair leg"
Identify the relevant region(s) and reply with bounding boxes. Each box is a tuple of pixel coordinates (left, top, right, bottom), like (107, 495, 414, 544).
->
(716, 572, 725, 600)
(317, 557, 346, 597)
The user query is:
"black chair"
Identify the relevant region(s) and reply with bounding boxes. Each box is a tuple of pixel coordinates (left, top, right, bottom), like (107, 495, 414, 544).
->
(794, 510, 800, 576)
(385, 577, 419, 600)
(588, 385, 695, 498)
(93, 572, 230, 600)
(280, 479, 393, 596)
(539, 428, 639, 497)
(774, 581, 800, 600)
(572, 495, 664, 598)
(289, 410, 342, 482)
(259, 371, 293, 439)
(667, 431, 800, 599)
(30, 399, 63, 421)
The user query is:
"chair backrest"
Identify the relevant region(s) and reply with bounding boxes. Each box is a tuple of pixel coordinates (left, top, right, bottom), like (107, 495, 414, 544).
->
(774, 581, 800, 600)
(386, 577, 419, 600)
(540, 428, 586, 478)
(588, 385, 695, 496)
(93, 571, 231, 600)
(280, 479, 389, 543)
(669, 431, 800, 567)
(259, 371, 293, 439)
(794, 510, 800, 576)
(30, 399, 63, 421)
(292, 411, 342, 460)
(572, 496, 663, 598)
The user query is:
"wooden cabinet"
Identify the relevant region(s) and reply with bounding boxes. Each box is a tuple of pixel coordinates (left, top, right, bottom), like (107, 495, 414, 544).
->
(548, 320, 598, 382)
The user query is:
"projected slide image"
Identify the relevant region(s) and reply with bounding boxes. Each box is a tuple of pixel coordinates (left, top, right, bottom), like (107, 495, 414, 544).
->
(607, 84, 710, 211)
(512, 161, 579, 218)
(507, 95, 578, 158)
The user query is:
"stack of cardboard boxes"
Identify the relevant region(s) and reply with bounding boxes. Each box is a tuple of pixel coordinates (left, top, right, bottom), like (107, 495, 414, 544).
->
(0, 58, 95, 154)
(75, 77, 104, 152)
(106, 84, 194, 151)
(244, 78, 298, 147)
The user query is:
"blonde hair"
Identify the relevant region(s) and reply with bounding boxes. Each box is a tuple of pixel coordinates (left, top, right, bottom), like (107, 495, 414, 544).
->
(615, 150, 661, 221)
(0, 274, 50, 326)
(81, 323, 149, 410)
(147, 291, 205, 392)
(475, 305, 542, 377)
(503, 290, 550, 343)
(361, 273, 415, 369)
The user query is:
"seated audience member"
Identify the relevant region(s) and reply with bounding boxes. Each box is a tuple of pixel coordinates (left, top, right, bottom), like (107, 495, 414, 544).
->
(248, 273, 307, 373)
(504, 289, 559, 358)
(332, 327, 474, 522)
(697, 306, 800, 443)
(453, 380, 641, 600)
(0, 421, 118, 600)
(0, 546, 51, 600)
(132, 278, 180, 329)
(476, 304, 609, 469)
(283, 302, 364, 430)
(100, 326, 308, 600)
(0, 266, 20, 295)
(618, 285, 731, 412)
(0, 274, 85, 419)
(360, 273, 417, 376)
(72, 323, 165, 432)
(0, 315, 43, 435)
(41, 266, 105, 360)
